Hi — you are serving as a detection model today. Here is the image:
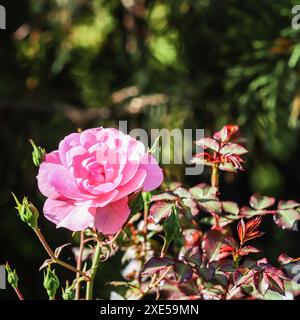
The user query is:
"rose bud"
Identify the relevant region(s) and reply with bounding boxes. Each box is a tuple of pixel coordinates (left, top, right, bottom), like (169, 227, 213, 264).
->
(62, 281, 75, 300)
(12, 194, 39, 229)
(29, 139, 45, 167)
(43, 267, 60, 300)
(5, 263, 19, 289)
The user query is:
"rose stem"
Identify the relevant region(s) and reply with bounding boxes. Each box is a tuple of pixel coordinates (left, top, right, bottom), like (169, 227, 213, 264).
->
(211, 163, 219, 189)
(75, 231, 85, 300)
(211, 163, 220, 229)
(86, 241, 102, 300)
(137, 266, 172, 300)
(14, 287, 24, 300)
(142, 193, 149, 235)
(33, 228, 90, 280)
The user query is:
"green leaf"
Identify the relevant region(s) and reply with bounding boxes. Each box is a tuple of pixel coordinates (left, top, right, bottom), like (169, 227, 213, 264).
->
(195, 137, 219, 152)
(129, 193, 144, 213)
(174, 261, 193, 284)
(213, 274, 228, 287)
(250, 194, 275, 210)
(189, 184, 217, 200)
(141, 257, 175, 275)
(198, 267, 215, 281)
(222, 201, 239, 215)
(278, 200, 300, 210)
(219, 143, 248, 155)
(274, 209, 300, 230)
(189, 184, 221, 213)
(163, 207, 183, 251)
(240, 206, 268, 217)
(181, 198, 199, 217)
(173, 187, 191, 198)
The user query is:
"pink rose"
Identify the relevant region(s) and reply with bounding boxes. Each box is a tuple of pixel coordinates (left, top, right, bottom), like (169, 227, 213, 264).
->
(37, 127, 163, 235)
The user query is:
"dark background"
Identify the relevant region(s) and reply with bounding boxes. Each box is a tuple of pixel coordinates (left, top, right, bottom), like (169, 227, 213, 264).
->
(1, 0, 300, 299)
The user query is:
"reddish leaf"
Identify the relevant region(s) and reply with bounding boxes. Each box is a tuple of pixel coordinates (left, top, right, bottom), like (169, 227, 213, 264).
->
(195, 137, 219, 152)
(238, 216, 264, 244)
(213, 125, 239, 142)
(141, 257, 175, 275)
(220, 244, 235, 254)
(254, 272, 269, 296)
(250, 194, 275, 210)
(278, 253, 295, 265)
(245, 216, 262, 233)
(184, 247, 202, 266)
(150, 201, 173, 223)
(244, 231, 265, 242)
(223, 236, 239, 250)
(233, 267, 252, 286)
(182, 198, 199, 217)
(216, 259, 235, 272)
(266, 274, 285, 296)
(237, 219, 246, 244)
(151, 193, 177, 202)
(183, 229, 202, 248)
(239, 246, 260, 256)
(202, 230, 225, 262)
(174, 261, 193, 284)
(191, 153, 212, 166)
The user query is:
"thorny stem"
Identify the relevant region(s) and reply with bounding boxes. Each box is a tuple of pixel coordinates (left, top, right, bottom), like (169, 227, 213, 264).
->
(33, 228, 90, 280)
(75, 231, 85, 300)
(14, 287, 24, 300)
(86, 241, 102, 300)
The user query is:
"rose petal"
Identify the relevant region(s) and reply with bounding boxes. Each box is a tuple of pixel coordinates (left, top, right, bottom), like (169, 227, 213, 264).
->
(113, 168, 147, 201)
(44, 199, 94, 231)
(94, 197, 130, 235)
(140, 154, 163, 191)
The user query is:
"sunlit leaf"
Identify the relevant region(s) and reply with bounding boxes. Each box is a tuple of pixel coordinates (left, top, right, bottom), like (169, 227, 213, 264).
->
(250, 194, 275, 210)
(195, 137, 219, 152)
(274, 209, 300, 230)
(150, 201, 173, 223)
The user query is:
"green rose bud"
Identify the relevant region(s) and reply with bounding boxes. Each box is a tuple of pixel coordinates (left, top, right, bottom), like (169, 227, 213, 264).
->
(43, 267, 60, 300)
(29, 139, 45, 167)
(6, 263, 19, 289)
(12, 194, 39, 229)
(62, 281, 75, 300)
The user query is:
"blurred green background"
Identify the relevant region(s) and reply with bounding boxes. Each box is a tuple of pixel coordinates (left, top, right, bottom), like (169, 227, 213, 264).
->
(1, 0, 300, 299)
